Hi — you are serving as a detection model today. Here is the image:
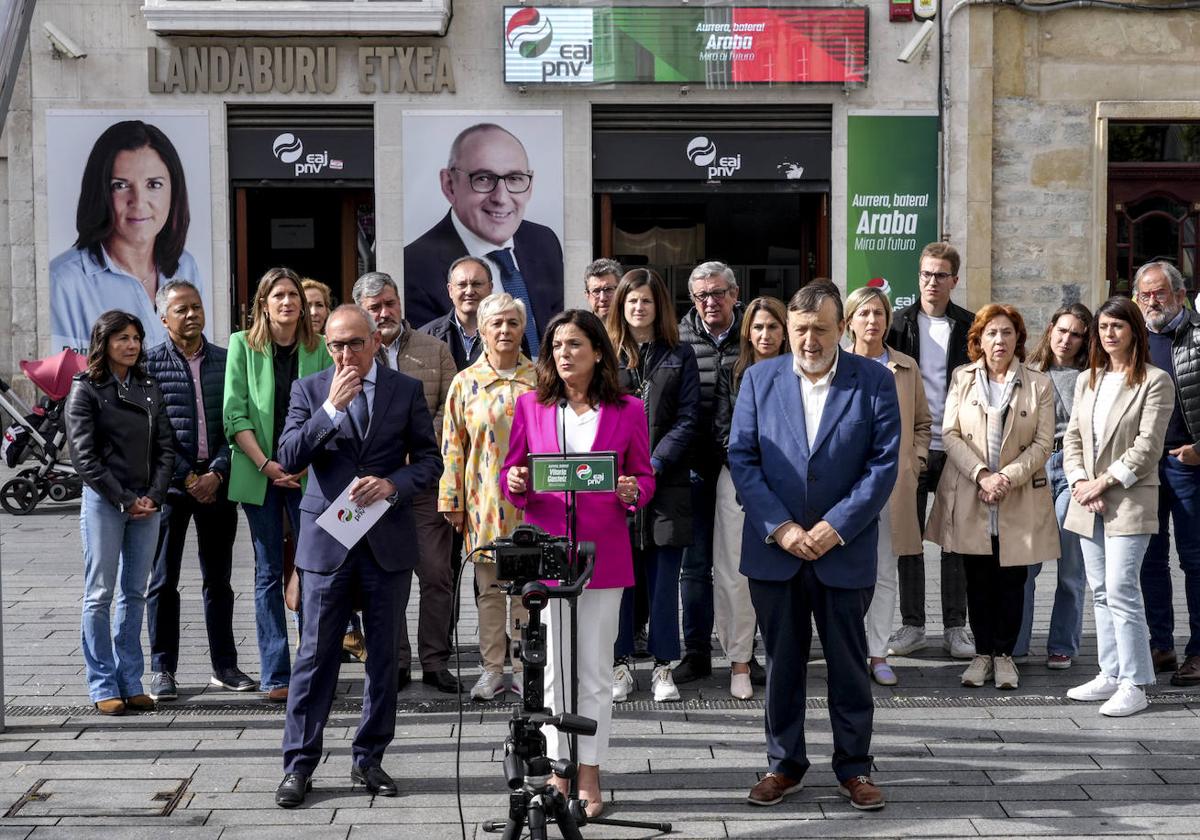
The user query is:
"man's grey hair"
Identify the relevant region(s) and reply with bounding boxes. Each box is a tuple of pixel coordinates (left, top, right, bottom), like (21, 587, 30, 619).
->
(447, 255, 493, 285)
(446, 123, 526, 169)
(688, 261, 738, 293)
(1134, 260, 1187, 295)
(352, 271, 400, 305)
(477, 292, 527, 329)
(155, 279, 201, 317)
(788, 281, 844, 323)
(327, 303, 378, 334)
(584, 258, 623, 289)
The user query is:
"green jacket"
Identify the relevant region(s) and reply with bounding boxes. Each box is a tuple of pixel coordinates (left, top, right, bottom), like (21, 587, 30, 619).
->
(222, 330, 333, 505)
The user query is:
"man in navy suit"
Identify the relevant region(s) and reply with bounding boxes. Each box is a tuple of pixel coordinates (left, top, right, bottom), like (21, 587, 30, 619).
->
(273, 305, 442, 808)
(729, 282, 900, 812)
(403, 123, 563, 340)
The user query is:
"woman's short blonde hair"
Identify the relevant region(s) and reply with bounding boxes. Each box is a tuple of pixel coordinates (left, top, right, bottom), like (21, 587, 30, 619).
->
(844, 286, 893, 343)
(477, 293, 527, 331)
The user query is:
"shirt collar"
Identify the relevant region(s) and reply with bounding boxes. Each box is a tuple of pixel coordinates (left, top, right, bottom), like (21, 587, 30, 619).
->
(451, 310, 478, 340)
(361, 360, 378, 386)
(450, 210, 514, 258)
(1161, 306, 1189, 334)
(793, 348, 840, 384)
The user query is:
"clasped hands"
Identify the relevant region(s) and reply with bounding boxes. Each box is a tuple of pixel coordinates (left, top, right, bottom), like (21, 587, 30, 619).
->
(1071, 475, 1109, 514)
(976, 469, 1011, 505)
(775, 520, 840, 562)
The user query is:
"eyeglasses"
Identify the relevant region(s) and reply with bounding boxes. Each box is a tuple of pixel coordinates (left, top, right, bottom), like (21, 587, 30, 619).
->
(587, 285, 617, 299)
(918, 271, 954, 285)
(327, 338, 367, 354)
(692, 288, 733, 304)
(451, 281, 490, 292)
(1136, 290, 1177, 303)
(450, 168, 533, 194)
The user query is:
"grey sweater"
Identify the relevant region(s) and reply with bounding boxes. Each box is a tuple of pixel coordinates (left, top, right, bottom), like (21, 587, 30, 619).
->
(1047, 365, 1082, 444)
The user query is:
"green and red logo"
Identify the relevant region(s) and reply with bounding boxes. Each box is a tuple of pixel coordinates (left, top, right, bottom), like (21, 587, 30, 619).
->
(337, 508, 355, 522)
(575, 463, 592, 481)
(506, 7, 554, 58)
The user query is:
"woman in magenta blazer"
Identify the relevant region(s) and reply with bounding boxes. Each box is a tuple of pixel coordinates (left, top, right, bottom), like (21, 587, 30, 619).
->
(502, 309, 655, 818)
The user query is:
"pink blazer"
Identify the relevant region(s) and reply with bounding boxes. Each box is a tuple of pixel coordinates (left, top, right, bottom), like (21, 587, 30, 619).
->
(500, 392, 656, 589)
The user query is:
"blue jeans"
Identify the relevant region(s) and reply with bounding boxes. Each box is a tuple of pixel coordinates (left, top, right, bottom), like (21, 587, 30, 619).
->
(80, 487, 161, 702)
(1080, 517, 1154, 685)
(1142, 455, 1200, 657)
(242, 484, 302, 690)
(680, 471, 717, 657)
(615, 545, 683, 662)
(1015, 451, 1086, 657)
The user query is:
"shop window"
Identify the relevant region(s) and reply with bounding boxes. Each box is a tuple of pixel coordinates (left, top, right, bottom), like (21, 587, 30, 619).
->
(141, 0, 450, 35)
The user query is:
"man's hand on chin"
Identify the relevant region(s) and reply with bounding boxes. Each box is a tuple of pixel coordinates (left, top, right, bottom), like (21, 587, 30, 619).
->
(349, 476, 396, 506)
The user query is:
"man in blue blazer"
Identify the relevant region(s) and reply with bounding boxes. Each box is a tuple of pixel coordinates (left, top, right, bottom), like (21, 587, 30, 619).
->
(729, 282, 900, 812)
(273, 305, 442, 808)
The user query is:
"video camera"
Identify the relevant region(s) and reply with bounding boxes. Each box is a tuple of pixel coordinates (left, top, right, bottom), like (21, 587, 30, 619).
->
(487, 524, 595, 584)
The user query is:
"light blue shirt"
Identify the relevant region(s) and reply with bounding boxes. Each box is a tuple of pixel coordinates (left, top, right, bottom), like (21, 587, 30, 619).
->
(49, 245, 200, 353)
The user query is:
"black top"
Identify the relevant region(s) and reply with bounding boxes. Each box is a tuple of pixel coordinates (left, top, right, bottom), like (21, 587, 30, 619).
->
(272, 341, 299, 451)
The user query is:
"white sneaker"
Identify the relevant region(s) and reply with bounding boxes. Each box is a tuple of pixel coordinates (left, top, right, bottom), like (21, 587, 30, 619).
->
(961, 655, 994, 687)
(470, 671, 504, 701)
(944, 627, 976, 659)
(993, 655, 1019, 690)
(1099, 681, 1148, 717)
(730, 671, 753, 700)
(651, 664, 680, 702)
(612, 663, 634, 703)
(887, 625, 927, 656)
(1067, 673, 1119, 702)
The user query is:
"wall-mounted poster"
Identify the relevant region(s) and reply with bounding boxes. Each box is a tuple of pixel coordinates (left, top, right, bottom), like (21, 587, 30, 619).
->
(46, 110, 213, 353)
(401, 111, 564, 339)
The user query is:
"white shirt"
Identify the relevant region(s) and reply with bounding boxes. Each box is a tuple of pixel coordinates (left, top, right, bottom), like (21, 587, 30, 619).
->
(917, 311, 953, 451)
(557, 405, 599, 454)
(450, 210, 514, 295)
(792, 351, 840, 450)
(322, 360, 378, 431)
(382, 325, 405, 370)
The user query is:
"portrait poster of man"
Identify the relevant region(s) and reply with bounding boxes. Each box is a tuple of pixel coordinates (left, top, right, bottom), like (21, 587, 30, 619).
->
(401, 111, 564, 336)
(45, 110, 214, 353)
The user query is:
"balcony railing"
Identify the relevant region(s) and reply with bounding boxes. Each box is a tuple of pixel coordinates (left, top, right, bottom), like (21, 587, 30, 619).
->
(140, 0, 451, 36)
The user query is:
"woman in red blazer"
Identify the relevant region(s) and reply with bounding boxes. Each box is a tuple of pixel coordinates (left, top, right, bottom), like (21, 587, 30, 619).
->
(502, 309, 655, 818)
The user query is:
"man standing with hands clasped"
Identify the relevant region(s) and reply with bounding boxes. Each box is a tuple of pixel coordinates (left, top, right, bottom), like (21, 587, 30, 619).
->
(273, 305, 442, 808)
(729, 282, 899, 811)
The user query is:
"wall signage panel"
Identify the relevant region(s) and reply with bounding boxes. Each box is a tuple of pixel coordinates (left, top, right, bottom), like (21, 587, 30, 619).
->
(228, 126, 375, 181)
(593, 131, 831, 182)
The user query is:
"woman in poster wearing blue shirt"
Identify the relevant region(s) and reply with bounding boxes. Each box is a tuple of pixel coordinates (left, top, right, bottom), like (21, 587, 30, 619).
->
(50, 120, 199, 352)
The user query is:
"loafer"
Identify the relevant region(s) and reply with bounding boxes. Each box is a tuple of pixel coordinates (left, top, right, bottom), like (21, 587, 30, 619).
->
(148, 672, 177, 701)
(351, 764, 398, 796)
(672, 653, 711, 684)
(275, 772, 311, 808)
(870, 661, 898, 687)
(396, 670, 411, 692)
(266, 686, 288, 703)
(211, 667, 257, 692)
(838, 775, 885, 811)
(94, 698, 126, 716)
(748, 657, 767, 687)
(747, 772, 803, 806)
(422, 668, 463, 694)
(123, 693, 156, 712)
(1152, 648, 1178, 673)
(1171, 654, 1200, 687)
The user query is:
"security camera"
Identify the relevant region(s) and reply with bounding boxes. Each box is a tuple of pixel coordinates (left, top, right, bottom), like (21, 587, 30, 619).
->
(43, 22, 86, 60)
(897, 19, 935, 64)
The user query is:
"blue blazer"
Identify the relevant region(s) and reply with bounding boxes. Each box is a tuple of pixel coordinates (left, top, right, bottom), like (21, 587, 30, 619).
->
(276, 365, 443, 574)
(729, 350, 900, 589)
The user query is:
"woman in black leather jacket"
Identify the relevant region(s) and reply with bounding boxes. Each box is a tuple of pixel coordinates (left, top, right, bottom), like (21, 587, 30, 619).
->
(65, 310, 175, 715)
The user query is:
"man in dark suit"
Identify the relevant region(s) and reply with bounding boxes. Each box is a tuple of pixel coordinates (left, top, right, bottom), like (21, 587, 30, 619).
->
(729, 282, 899, 812)
(403, 123, 563, 343)
(419, 256, 494, 371)
(273, 305, 442, 808)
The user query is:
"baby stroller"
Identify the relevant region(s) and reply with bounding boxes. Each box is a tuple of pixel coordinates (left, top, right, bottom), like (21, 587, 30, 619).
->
(0, 349, 86, 514)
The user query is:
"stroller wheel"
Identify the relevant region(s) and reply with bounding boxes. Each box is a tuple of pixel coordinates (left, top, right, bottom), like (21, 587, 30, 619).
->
(17, 468, 51, 500)
(0, 477, 39, 515)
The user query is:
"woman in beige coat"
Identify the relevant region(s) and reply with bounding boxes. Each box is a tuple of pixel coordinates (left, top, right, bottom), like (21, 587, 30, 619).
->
(926, 303, 1058, 691)
(1062, 296, 1174, 717)
(845, 286, 931, 686)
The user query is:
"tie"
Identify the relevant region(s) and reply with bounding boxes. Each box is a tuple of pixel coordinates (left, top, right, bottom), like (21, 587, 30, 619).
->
(349, 389, 370, 441)
(487, 248, 540, 358)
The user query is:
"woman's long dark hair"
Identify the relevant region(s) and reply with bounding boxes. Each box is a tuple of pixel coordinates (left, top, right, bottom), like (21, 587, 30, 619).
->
(535, 310, 626, 407)
(1028, 302, 1093, 372)
(74, 120, 190, 277)
(606, 268, 679, 365)
(1088, 296, 1149, 389)
(85, 310, 146, 382)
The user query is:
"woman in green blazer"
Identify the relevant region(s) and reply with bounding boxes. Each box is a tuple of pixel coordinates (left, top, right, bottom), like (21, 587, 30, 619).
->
(223, 267, 332, 699)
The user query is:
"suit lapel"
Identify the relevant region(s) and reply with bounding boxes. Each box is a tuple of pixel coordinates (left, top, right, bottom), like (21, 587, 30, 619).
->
(810, 352, 856, 456)
(775, 360, 810, 460)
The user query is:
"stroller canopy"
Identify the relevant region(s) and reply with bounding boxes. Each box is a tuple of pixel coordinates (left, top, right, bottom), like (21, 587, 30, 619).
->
(20, 349, 87, 402)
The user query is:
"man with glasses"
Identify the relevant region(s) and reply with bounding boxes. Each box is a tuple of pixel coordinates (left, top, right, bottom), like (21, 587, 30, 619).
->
(404, 123, 563, 342)
(1133, 260, 1200, 687)
(420, 256, 496, 371)
(884, 242, 976, 660)
(584, 258, 623, 320)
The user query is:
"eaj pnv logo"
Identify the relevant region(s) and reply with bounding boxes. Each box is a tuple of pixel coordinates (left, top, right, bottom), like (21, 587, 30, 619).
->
(575, 463, 592, 481)
(506, 8, 554, 58)
(504, 7, 594, 84)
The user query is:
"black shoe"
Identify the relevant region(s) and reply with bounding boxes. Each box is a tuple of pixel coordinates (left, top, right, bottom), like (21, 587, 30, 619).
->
(748, 657, 767, 687)
(422, 668, 463, 694)
(673, 653, 712, 684)
(211, 667, 257, 692)
(148, 672, 177, 701)
(351, 764, 398, 796)
(396, 670, 411, 692)
(275, 773, 311, 808)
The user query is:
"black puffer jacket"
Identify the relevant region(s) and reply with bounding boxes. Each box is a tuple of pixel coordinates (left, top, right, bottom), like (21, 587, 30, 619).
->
(678, 304, 744, 477)
(619, 339, 700, 549)
(712, 363, 740, 464)
(144, 337, 231, 485)
(885, 300, 974, 388)
(1170, 308, 1200, 445)
(65, 369, 176, 510)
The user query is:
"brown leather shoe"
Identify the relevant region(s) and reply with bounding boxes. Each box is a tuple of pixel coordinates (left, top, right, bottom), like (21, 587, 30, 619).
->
(123, 694, 156, 712)
(94, 698, 126, 716)
(1171, 654, 1200, 687)
(343, 630, 367, 662)
(266, 686, 289, 703)
(1152, 648, 1178, 673)
(838, 775, 885, 811)
(747, 772, 803, 806)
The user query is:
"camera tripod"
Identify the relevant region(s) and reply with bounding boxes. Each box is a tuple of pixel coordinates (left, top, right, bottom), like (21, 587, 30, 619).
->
(481, 575, 672, 839)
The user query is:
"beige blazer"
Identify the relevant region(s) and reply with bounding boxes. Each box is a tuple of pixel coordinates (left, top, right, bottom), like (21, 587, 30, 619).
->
(1062, 365, 1174, 537)
(925, 360, 1059, 567)
(886, 350, 932, 556)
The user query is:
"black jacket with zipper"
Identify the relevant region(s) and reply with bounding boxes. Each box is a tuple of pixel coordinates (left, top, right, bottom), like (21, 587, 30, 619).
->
(885, 300, 974, 390)
(1168, 307, 1200, 446)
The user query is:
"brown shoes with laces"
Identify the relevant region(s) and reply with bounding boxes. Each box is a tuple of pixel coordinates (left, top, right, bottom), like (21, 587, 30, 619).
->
(123, 694, 156, 712)
(747, 772, 803, 806)
(838, 775, 885, 810)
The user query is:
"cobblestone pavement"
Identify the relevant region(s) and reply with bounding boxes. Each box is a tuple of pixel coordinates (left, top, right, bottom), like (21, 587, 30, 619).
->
(1, 483, 1199, 839)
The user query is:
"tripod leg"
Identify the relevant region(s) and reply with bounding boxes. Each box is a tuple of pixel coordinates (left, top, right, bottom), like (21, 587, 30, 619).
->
(549, 790, 584, 840)
(498, 792, 527, 840)
(527, 796, 548, 840)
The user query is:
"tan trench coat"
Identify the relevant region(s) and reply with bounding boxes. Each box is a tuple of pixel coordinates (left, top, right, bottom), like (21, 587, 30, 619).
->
(925, 360, 1059, 566)
(885, 350, 932, 556)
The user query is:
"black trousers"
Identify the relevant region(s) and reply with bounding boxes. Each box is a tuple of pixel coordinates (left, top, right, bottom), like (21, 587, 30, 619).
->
(898, 449, 969, 629)
(961, 536, 1026, 656)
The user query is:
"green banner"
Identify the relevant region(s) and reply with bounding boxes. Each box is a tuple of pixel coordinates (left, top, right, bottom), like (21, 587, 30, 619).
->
(845, 115, 940, 310)
(529, 453, 617, 493)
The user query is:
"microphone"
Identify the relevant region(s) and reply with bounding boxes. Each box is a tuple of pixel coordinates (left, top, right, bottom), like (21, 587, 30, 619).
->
(557, 397, 568, 455)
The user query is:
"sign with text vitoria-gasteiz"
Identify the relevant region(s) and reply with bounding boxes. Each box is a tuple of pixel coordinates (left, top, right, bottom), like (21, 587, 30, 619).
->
(503, 6, 869, 86)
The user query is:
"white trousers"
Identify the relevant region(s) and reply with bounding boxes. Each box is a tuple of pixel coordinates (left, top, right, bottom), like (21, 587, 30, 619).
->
(712, 466, 758, 663)
(863, 501, 896, 659)
(543, 586, 623, 766)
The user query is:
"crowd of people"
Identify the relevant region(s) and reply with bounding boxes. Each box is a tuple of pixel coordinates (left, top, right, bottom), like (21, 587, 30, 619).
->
(60, 241, 1200, 814)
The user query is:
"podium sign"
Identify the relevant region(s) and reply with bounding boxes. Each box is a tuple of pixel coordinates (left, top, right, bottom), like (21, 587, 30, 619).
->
(529, 452, 618, 493)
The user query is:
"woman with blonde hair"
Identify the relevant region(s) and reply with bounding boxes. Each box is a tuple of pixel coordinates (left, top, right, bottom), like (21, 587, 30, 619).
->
(301, 278, 334, 335)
